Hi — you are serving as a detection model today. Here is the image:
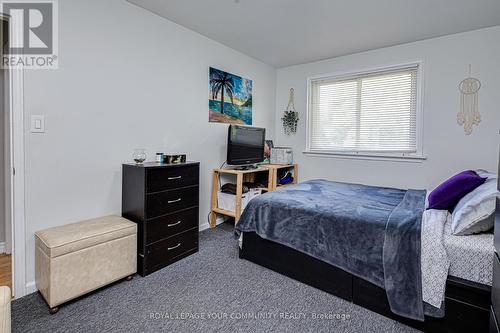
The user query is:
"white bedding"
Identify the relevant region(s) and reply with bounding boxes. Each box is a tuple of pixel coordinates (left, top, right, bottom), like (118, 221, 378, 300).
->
(444, 217, 494, 285)
(421, 209, 450, 308)
(421, 210, 494, 309)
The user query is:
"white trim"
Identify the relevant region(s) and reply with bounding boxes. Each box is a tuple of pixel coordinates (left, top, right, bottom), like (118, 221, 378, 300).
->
(199, 223, 211, 232)
(0, 242, 5, 254)
(307, 61, 423, 82)
(6, 16, 27, 299)
(1, 15, 12, 256)
(25, 281, 36, 295)
(199, 217, 225, 232)
(305, 61, 425, 161)
(303, 151, 427, 163)
(11, 64, 26, 299)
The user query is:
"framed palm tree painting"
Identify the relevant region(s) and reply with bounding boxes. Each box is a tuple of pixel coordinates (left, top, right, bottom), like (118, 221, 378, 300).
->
(209, 67, 252, 125)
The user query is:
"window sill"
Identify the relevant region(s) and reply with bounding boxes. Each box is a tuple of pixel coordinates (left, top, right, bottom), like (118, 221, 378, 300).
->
(302, 150, 427, 163)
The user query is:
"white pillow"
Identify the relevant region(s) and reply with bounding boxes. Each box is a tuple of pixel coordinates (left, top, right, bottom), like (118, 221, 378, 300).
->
(451, 170, 497, 236)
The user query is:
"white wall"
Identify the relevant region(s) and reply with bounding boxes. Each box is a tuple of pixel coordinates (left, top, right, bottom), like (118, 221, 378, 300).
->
(23, 0, 276, 287)
(275, 26, 500, 190)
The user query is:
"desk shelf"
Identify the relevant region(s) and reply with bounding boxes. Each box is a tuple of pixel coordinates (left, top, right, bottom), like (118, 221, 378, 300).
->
(210, 164, 298, 228)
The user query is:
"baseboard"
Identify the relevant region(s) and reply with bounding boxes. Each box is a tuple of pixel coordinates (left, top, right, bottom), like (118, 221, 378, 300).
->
(0, 242, 5, 254)
(26, 281, 37, 295)
(199, 223, 210, 232)
(199, 215, 226, 232)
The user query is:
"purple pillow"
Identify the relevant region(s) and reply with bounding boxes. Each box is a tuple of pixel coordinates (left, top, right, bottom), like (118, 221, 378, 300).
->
(428, 170, 486, 211)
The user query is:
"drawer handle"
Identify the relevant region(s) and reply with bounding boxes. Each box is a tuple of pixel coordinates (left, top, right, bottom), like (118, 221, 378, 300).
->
(168, 243, 181, 251)
(168, 176, 182, 180)
(167, 221, 182, 227)
(168, 198, 182, 204)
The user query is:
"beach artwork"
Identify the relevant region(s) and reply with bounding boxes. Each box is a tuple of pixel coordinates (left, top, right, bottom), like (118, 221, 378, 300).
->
(209, 67, 252, 125)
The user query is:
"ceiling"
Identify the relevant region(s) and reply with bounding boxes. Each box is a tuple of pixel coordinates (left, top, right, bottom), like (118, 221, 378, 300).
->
(128, 0, 500, 68)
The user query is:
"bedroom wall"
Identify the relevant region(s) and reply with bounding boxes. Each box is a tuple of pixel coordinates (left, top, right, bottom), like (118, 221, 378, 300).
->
(22, 0, 276, 291)
(274, 26, 500, 191)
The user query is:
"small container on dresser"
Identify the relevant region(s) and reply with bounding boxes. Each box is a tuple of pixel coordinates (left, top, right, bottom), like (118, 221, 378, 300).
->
(491, 144, 500, 333)
(122, 162, 200, 276)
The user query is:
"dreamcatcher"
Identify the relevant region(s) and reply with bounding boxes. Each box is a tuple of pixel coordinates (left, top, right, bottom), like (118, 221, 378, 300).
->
(457, 65, 481, 135)
(282, 88, 299, 135)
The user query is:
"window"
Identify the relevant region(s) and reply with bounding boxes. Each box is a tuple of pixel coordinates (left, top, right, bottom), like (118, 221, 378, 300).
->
(307, 64, 423, 160)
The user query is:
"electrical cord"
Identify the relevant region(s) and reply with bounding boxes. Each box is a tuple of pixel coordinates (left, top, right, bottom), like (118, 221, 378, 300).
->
(218, 160, 227, 191)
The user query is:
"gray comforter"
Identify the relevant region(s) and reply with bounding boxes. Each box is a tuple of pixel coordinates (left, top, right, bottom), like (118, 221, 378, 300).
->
(235, 179, 427, 321)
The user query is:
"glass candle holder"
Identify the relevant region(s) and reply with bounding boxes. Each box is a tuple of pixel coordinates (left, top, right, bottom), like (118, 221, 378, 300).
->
(132, 149, 146, 165)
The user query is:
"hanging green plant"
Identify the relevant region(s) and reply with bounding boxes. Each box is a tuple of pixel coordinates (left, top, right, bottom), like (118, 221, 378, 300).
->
(282, 88, 299, 135)
(282, 110, 299, 135)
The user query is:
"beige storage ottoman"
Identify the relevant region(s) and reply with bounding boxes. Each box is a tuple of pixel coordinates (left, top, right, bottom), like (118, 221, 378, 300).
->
(35, 215, 137, 313)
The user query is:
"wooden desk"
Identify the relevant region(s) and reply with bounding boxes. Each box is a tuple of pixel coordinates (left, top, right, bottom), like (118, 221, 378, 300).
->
(210, 164, 297, 228)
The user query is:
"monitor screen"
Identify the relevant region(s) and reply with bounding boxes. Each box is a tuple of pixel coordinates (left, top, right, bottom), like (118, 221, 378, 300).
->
(227, 125, 265, 165)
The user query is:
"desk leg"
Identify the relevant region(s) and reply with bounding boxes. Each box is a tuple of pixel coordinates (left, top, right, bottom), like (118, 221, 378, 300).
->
(210, 171, 219, 228)
(267, 169, 274, 191)
(293, 164, 298, 184)
(235, 173, 243, 223)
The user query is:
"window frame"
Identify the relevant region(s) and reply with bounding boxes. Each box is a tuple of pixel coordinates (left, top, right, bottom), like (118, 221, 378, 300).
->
(305, 61, 426, 162)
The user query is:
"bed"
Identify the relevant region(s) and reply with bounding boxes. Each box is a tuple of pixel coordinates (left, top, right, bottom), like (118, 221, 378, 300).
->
(235, 179, 493, 333)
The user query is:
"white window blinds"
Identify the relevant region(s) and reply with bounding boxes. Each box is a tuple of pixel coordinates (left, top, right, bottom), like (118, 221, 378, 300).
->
(308, 65, 419, 155)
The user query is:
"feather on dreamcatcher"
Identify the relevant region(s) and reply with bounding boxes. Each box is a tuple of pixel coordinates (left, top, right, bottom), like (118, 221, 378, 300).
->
(457, 65, 481, 135)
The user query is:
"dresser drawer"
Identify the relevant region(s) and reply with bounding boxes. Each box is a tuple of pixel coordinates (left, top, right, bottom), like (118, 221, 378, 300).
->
(146, 186, 199, 219)
(146, 229, 198, 272)
(493, 252, 500, 322)
(146, 165, 199, 193)
(146, 208, 198, 244)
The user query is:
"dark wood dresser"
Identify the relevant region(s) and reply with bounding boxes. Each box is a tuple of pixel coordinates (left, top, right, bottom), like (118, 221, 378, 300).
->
(491, 146, 500, 333)
(122, 162, 200, 276)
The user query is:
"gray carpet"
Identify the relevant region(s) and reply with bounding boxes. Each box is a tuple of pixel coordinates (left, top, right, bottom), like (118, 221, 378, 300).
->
(12, 223, 419, 333)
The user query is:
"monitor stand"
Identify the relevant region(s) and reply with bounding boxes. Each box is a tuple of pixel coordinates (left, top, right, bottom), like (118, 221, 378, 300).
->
(233, 164, 258, 171)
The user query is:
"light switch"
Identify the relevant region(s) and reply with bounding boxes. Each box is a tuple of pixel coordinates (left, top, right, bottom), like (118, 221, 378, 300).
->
(31, 115, 45, 133)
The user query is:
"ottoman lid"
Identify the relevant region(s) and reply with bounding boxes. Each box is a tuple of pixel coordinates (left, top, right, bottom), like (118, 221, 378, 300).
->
(35, 215, 137, 258)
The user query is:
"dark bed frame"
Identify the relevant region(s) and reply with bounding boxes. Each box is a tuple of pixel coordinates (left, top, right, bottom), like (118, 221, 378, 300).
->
(239, 231, 491, 333)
